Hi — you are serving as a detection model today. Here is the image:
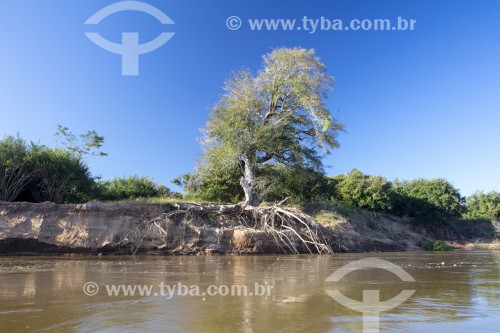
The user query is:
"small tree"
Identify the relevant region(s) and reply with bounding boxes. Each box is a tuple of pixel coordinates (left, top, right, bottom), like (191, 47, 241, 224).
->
(199, 48, 342, 206)
(55, 125, 107, 158)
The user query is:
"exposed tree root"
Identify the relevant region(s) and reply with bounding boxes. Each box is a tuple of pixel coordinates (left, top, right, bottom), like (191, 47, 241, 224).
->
(115, 203, 340, 254)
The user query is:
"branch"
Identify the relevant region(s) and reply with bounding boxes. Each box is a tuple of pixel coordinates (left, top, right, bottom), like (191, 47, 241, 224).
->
(262, 96, 284, 124)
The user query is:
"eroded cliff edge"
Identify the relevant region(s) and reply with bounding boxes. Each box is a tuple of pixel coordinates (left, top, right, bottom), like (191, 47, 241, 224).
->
(0, 202, 494, 255)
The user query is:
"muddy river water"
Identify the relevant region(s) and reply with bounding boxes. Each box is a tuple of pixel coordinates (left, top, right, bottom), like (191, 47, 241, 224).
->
(0, 250, 498, 332)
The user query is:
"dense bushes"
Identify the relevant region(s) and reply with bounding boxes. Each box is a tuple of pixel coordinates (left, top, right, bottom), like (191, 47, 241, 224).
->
(463, 191, 500, 219)
(0, 134, 170, 203)
(329, 169, 464, 224)
(96, 176, 170, 201)
(173, 163, 498, 227)
(29, 146, 95, 203)
(257, 165, 332, 203)
(0, 135, 94, 203)
(390, 178, 463, 224)
(175, 164, 333, 204)
(0, 135, 36, 202)
(173, 163, 243, 203)
(176, 165, 473, 225)
(331, 169, 391, 211)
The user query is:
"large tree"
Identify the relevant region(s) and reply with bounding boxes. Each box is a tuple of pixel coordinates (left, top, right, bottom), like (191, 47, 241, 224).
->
(199, 48, 343, 206)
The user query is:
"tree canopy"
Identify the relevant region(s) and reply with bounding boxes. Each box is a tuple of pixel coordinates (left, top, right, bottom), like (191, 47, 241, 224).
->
(198, 47, 343, 205)
(332, 169, 392, 212)
(463, 191, 500, 219)
(55, 124, 107, 158)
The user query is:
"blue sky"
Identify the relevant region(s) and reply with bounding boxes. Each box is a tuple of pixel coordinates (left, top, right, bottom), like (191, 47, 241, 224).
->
(1, 0, 499, 196)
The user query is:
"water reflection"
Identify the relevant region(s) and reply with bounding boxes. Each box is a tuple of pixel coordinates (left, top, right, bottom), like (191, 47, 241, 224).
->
(0, 251, 498, 333)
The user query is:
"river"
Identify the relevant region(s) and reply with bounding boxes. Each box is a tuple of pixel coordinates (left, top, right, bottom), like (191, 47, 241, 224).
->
(0, 250, 498, 332)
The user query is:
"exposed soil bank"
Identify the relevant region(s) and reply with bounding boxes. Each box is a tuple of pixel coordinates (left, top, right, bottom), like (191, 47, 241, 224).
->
(0, 201, 497, 255)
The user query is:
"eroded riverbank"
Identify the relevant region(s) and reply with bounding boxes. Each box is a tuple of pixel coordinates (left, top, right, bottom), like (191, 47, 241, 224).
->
(0, 201, 497, 255)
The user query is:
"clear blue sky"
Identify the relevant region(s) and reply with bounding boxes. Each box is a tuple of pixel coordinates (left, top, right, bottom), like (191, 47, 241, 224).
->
(1, 0, 499, 196)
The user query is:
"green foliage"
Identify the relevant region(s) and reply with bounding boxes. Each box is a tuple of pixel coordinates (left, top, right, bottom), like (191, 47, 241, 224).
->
(331, 169, 391, 211)
(463, 191, 500, 219)
(172, 173, 190, 188)
(257, 164, 333, 203)
(176, 164, 333, 204)
(0, 135, 37, 201)
(177, 164, 467, 227)
(29, 146, 94, 203)
(202, 48, 341, 166)
(421, 240, 453, 251)
(0, 131, 102, 203)
(327, 170, 464, 226)
(96, 176, 169, 201)
(176, 165, 243, 204)
(391, 178, 463, 223)
(156, 185, 171, 197)
(55, 125, 107, 157)
(198, 47, 343, 205)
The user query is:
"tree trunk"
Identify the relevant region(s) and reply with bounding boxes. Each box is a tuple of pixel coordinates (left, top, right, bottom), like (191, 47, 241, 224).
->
(240, 155, 260, 206)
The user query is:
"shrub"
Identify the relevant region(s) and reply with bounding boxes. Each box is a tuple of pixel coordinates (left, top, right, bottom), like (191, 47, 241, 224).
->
(29, 147, 95, 203)
(0, 135, 95, 203)
(390, 178, 463, 224)
(331, 169, 392, 211)
(257, 164, 333, 203)
(175, 164, 243, 204)
(421, 240, 453, 251)
(0, 135, 35, 201)
(96, 176, 168, 201)
(463, 191, 500, 219)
